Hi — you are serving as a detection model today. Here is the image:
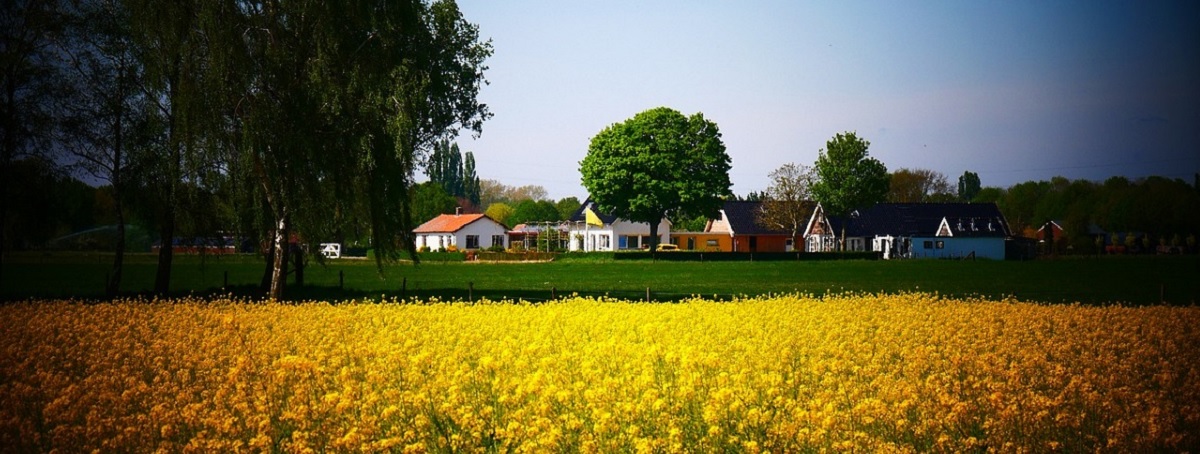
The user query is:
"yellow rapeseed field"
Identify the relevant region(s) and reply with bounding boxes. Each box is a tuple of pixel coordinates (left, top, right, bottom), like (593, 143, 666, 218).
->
(1, 293, 1198, 452)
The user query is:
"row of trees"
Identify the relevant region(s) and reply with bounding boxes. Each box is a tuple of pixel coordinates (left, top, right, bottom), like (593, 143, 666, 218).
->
(2, 0, 492, 298)
(975, 175, 1200, 254)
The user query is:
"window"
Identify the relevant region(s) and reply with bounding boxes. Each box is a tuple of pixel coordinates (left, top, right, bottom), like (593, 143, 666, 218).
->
(491, 235, 504, 248)
(924, 240, 934, 249)
(466, 235, 479, 249)
(706, 239, 719, 247)
(618, 235, 628, 249)
(936, 241, 944, 249)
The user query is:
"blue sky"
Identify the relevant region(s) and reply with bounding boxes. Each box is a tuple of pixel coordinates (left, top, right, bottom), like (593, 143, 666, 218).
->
(452, 0, 1200, 200)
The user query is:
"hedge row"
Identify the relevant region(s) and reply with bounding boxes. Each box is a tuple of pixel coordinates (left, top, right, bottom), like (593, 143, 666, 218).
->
(611, 251, 881, 261)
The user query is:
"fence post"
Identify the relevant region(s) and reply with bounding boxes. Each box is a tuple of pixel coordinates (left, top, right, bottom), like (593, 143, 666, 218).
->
(646, 287, 651, 303)
(401, 277, 407, 299)
(339, 270, 344, 290)
(552, 286, 557, 300)
(469, 282, 474, 302)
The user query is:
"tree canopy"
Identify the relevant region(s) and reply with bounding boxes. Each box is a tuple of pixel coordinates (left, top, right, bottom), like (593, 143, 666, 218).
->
(580, 107, 732, 251)
(811, 132, 888, 249)
(888, 168, 954, 203)
(958, 170, 982, 201)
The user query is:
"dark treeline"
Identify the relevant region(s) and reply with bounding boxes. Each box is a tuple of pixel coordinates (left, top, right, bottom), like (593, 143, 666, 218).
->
(1, 0, 492, 299)
(975, 175, 1200, 254)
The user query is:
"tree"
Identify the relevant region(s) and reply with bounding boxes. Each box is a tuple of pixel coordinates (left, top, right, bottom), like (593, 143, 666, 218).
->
(811, 131, 888, 250)
(555, 196, 580, 221)
(1, 0, 65, 287)
(193, 0, 492, 299)
(508, 199, 558, 226)
(580, 107, 732, 252)
(427, 139, 464, 197)
(484, 202, 514, 225)
(57, 0, 149, 297)
(410, 182, 457, 226)
(958, 171, 981, 202)
(463, 151, 480, 207)
(758, 163, 815, 250)
(888, 168, 952, 203)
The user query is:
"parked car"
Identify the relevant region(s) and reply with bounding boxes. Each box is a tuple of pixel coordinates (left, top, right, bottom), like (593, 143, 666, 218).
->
(656, 243, 679, 252)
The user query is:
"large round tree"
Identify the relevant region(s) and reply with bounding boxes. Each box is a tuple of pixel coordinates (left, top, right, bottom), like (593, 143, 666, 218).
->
(580, 107, 732, 252)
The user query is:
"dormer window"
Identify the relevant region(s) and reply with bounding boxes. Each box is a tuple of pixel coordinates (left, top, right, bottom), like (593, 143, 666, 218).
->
(956, 220, 963, 231)
(971, 219, 977, 231)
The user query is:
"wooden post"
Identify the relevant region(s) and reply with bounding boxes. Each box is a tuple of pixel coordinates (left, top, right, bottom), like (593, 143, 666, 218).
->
(552, 286, 557, 300)
(469, 282, 474, 302)
(339, 270, 344, 290)
(645, 287, 650, 303)
(401, 277, 407, 299)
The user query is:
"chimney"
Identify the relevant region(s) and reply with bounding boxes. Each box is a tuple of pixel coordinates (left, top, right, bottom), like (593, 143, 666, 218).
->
(455, 207, 462, 215)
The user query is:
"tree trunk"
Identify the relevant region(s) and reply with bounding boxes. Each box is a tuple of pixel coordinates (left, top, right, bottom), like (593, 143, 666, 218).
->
(106, 99, 126, 298)
(260, 241, 274, 291)
(648, 217, 661, 256)
(268, 212, 289, 300)
(107, 200, 126, 298)
(0, 77, 15, 289)
(840, 223, 847, 253)
(155, 214, 175, 294)
(292, 242, 305, 287)
(154, 64, 182, 295)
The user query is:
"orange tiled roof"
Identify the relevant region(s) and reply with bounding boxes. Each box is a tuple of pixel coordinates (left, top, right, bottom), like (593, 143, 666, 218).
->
(413, 213, 495, 233)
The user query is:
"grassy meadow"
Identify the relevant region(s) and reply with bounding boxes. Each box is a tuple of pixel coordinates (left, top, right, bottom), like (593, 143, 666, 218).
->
(2, 252, 1199, 305)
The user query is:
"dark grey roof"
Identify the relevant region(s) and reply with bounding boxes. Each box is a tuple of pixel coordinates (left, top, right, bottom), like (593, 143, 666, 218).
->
(568, 198, 619, 225)
(720, 200, 796, 235)
(837, 203, 1011, 238)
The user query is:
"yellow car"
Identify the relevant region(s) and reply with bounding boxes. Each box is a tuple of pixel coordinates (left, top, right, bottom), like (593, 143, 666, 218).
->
(655, 243, 679, 252)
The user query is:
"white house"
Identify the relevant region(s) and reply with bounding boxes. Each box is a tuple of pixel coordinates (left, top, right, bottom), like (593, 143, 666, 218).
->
(413, 212, 508, 251)
(564, 198, 670, 252)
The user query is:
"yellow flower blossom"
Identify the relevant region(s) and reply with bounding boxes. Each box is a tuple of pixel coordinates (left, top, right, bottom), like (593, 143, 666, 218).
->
(0, 293, 1196, 452)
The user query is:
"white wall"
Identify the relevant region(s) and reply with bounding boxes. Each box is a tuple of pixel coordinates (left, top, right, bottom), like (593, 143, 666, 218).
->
(566, 218, 670, 251)
(417, 218, 507, 251)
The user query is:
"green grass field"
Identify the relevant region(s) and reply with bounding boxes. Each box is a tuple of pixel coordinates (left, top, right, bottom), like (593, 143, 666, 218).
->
(2, 252, 1198, 304)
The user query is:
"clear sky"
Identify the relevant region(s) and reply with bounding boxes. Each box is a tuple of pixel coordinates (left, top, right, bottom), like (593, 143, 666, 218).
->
(451, 0, 1200, 200)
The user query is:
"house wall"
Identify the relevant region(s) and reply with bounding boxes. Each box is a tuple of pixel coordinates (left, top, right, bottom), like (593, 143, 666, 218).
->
(909, 236, 1005, 260)
(806, 234, 839, 252)
(731, 235, 791, 253)
(417, 219, 507, 251)
(567, 218, 670, 252)
(669, 233, 731, 251)
(569, 229, 614, 252)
